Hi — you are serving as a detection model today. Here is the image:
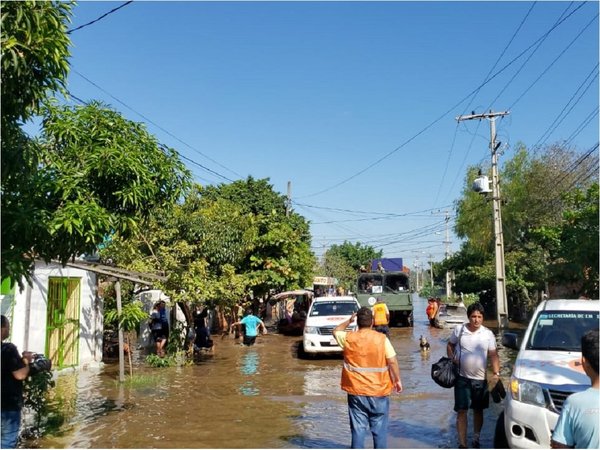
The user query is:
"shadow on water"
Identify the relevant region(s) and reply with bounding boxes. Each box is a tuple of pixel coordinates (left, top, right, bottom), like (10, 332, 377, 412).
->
(24, 294, 518, 449)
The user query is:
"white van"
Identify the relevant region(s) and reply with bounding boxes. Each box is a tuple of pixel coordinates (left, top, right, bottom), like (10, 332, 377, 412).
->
(302, 295, 361, 355)
(495, 299, 599, 448)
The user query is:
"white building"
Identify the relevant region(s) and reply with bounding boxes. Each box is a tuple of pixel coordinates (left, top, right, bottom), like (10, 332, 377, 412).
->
(1, 261, 103, 370)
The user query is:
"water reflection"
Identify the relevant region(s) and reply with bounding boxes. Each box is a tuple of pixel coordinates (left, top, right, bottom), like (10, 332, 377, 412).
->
(238, 350, 260, 396)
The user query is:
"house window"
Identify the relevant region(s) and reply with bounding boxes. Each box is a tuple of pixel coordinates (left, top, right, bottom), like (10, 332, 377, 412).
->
(46, 277, 81, 368)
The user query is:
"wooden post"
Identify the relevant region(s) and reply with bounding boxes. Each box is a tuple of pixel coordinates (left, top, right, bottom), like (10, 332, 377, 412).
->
(116, 280, 125, 383)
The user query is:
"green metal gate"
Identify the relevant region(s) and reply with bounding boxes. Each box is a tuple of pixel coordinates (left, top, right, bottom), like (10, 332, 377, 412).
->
(46, 277, 81, 368)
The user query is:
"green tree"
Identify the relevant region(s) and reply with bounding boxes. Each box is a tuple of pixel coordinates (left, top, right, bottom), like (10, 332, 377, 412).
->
(199, 177, 315, 296)
(316, 241, 382, 293)
(451, 143, 598, 316)
(1, 2, 191, 285)
(325, 241, 383, 271)
(2, 101, 191, 284)
(1, 1, 73, 281)
(101, 179, 316, 307)
(104, 298, 148, 377)
(315, 251, 356, 292)
(550, 183, 599, 298)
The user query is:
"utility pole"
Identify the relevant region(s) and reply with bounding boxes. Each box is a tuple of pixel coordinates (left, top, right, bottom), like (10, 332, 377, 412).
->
(429, 254, 434, 288)
(456, 110, 510, 329)
(444, 210, 452, 299)
(286, 181, 291, 216)
(414, 260, 420, 292)
(434, 209, 453, 299)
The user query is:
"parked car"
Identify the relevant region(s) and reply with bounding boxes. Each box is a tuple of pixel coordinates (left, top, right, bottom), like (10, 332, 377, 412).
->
(494, 299, 599, 448)
(302, 295, 360, 355)
(435, 302, 468, 328)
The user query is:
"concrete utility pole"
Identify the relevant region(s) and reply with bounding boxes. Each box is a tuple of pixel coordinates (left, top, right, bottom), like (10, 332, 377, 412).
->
(434, 209, 453, 299)
(414, 260, 420, 292)
(429, 254, 434, 288)
(286, 181, 291, 216)
(456, 110, 510, 328)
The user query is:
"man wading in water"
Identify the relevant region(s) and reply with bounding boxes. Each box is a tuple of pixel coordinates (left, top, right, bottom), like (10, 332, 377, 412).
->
(333, 307, 403, 448)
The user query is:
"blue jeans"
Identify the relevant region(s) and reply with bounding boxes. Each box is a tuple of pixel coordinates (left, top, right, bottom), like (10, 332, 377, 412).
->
(1, 409, 22, 449)
(347, 394, 389, 448)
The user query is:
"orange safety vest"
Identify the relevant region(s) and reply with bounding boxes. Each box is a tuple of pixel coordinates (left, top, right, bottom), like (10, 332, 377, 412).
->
(372, 303, 388, 326)
(341, 329, 393, 396)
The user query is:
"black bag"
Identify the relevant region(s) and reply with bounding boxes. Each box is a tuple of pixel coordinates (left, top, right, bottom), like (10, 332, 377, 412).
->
(29, 354, 52, 375)
(431, 356, 458, 388)
(490, 378, 507, 403)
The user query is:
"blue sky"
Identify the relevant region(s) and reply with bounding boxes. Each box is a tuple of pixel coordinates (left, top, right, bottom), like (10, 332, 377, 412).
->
(36, 0, 599, 270)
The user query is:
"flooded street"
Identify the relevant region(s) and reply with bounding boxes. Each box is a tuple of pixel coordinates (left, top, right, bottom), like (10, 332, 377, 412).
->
(26, 295, 517, 449)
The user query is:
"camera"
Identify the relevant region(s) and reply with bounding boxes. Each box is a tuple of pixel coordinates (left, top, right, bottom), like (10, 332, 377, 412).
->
(29, 354, 52, 375)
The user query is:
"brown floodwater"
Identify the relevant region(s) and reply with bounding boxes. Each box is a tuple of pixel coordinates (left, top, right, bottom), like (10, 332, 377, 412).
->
(23, 295, 518, 449)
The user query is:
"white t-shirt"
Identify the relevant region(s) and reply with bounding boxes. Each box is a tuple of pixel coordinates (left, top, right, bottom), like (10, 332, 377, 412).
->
(449, 324, 496, 380)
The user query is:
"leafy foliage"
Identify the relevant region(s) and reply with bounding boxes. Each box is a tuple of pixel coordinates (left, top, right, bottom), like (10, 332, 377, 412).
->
(325, 241, 383, 271)
(103, 300, 148, 333)
(1, 2, 191, 285)
(317, 241, 382, 291)
(23, 370, 56, 436)
(550, 183, 599, 297)
(0, 1, 72, 124)
(2, 101, 191, 284)
(451, 143, 599, 316)
(145, 353, 176, 368)
(145, 351, 191, 368)
(101, 178, 316, 308)
(1, 1, 73, 283)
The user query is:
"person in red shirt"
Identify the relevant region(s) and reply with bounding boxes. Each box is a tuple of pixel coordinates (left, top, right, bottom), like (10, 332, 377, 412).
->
(426, 298, 439, 327)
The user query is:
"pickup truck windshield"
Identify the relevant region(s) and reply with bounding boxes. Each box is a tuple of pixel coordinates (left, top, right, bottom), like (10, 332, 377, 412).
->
(310, 301, 359, 317)
(526, 310, 600, 351)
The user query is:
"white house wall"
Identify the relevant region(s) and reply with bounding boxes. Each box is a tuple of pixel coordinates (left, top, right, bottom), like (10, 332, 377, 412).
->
(8, 261, 102, 368)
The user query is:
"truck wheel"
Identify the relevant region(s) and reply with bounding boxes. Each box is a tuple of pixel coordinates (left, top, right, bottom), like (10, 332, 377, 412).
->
(494, 411, 509, 449)
(297, 341, 307, 358)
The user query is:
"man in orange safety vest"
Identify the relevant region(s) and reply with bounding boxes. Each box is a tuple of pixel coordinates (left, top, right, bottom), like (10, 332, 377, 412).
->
(372, 297, 390, 337)
(333, 307, 403, 448)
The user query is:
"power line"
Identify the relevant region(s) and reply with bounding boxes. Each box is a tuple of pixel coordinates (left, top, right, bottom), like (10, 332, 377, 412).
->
(439, 4, 591, 206)
(507, 12, 598, 111)
(485, 2, 578, 111)
(72, 70, 240, 182)
(464, 1, 537, 117)
(294, 202, 371, 241)
(433, 2, 537, 206)
(65, 89, 231, 185)
(293, 201, 452, 218)
(532, 63, 599, 149)
(298, 2, 587, 200)
(67, 1, 134, 34)
(564, 107, 599, 146)
(553, 143, 599, 188)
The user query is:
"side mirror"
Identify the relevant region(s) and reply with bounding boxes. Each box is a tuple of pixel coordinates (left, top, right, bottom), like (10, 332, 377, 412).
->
(502, 332, 520, 350)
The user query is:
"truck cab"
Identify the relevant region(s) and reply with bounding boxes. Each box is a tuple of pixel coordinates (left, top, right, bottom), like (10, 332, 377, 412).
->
(495, 299, 599, 448)
(355, 271, 413, 326)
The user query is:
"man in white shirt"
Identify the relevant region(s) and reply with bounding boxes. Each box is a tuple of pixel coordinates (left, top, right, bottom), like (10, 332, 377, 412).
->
(447, 302, 500, 449)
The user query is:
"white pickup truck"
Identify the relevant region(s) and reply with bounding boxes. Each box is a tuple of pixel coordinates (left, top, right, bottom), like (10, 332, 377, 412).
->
(495, 299, 599, 448)
(302, 295, 360, 355)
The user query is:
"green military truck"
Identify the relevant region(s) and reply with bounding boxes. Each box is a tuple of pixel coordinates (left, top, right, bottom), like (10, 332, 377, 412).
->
(355, 259, 413, 327)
